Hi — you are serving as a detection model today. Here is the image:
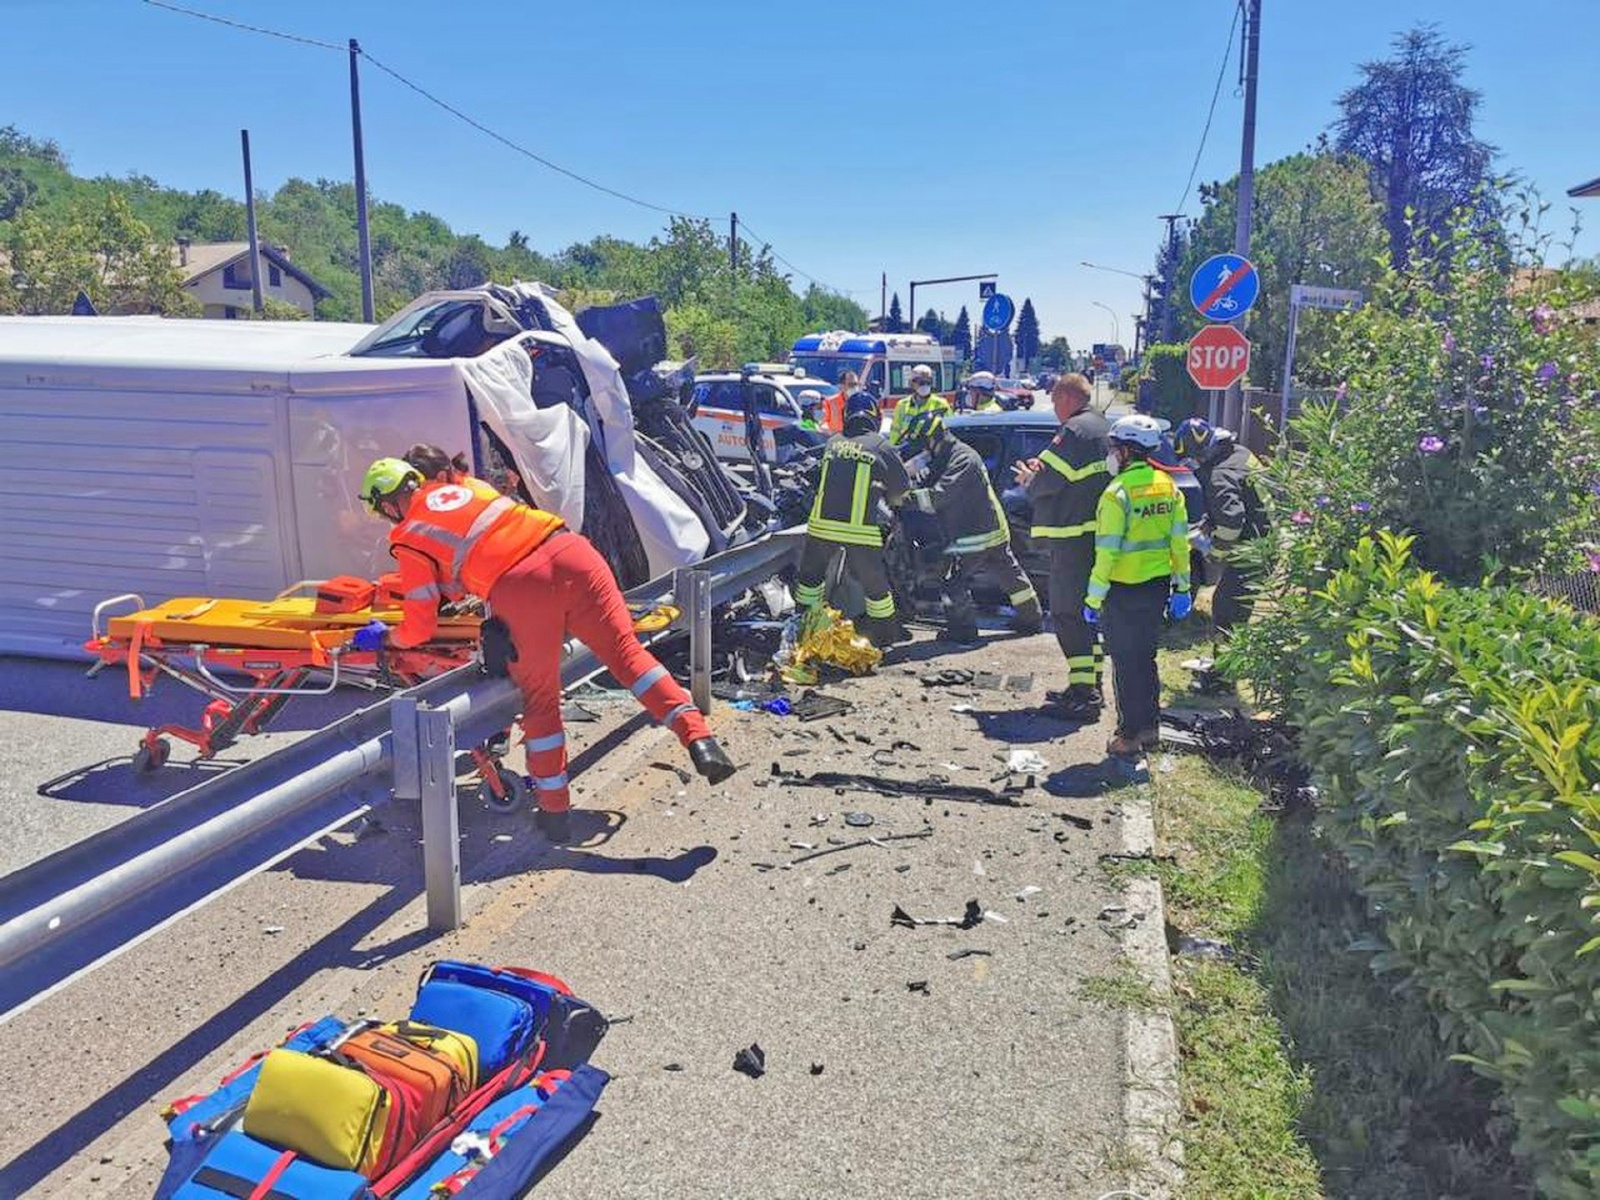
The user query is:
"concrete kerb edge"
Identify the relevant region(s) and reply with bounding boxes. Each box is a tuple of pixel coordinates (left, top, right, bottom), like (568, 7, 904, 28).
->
(1118, 794, 1184, 1199)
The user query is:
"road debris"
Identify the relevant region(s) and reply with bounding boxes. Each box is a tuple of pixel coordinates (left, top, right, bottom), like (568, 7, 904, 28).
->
(733, 1043, 766, 1079)
(1055, 811, 1095, 831)
(788, 829, 933, 867)
(1005, 673, 1034, 692)
(771, 764, 1027, 807)
(794, 690, 854, 722)
(907, 980, 931, 995)
(650, 761, 692, 785)
(891, 899, 984, 930)
(1014, 886, 1043, 901)
(921, 668, 974, 688)
(1173, 934, 1240, 963)
(809, 1062, 825, 1076)
(843, 811, 876, 828)
(947, 948, 993, 961)
(1004, 748, 1050, 774)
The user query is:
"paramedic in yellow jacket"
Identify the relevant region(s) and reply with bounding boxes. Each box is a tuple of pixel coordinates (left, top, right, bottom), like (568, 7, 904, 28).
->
(1083, 414, 1192, 758)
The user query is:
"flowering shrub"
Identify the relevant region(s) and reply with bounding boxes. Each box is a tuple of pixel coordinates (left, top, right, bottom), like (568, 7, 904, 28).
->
(1226, 204, 1600, 705)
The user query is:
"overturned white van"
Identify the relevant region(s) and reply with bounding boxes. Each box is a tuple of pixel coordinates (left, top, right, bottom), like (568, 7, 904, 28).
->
(0, 283, 743, 659)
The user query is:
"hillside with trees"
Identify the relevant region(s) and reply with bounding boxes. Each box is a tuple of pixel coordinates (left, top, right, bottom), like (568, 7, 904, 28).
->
(0, 125, 867, 367)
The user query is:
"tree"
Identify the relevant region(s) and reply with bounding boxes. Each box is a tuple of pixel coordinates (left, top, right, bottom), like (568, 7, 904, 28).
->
(949, 306, 973, 362)
(1036, 336, 1072, 370)
(1334, 25, 1497, 269)
(1014, 298, 1041, 368)
(916, 307, 949, 341)
(1173, 150, 1386, 391)
(886, 292, 904, 333)
(1, 191, 195, 316)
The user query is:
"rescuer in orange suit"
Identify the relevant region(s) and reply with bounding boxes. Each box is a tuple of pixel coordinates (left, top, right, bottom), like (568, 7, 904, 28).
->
(355, 456, 737, 841)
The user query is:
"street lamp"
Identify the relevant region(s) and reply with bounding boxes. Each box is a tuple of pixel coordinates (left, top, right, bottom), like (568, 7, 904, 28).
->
(1080, 260, 1147, 281)
(1090, 300, 1120, 347)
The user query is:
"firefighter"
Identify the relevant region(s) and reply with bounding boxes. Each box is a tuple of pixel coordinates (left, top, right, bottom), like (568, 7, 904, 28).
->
(354, 458, 736, 842)
(901, 411, 1042, 643)
(887, 363, 951, 445)
(794, 391, 912, 646)
(1085, 415, 1192, 758)
(1173, 418, 1271, 634)
(1011, 373, 1111, 720)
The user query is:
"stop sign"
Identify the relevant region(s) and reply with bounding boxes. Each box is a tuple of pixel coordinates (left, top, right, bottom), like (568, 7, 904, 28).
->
(1186, 325, 1251, 389)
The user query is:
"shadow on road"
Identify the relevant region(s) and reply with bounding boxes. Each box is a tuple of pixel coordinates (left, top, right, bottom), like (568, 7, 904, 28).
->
(35, 753, 245, 805)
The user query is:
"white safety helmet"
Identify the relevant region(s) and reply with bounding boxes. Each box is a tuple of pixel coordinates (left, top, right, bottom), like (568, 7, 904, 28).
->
(1108, 413, 1170, 450)
(909, 364, 935, 383)
(797, 389, 823, 409)
(966, 371, 997, 392)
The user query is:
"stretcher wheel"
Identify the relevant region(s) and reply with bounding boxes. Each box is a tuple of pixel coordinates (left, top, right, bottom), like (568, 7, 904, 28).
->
(133, 737, 171, 774)
(477, 770, 528, 813)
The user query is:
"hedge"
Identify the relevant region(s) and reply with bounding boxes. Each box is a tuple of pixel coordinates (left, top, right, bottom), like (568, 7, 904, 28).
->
(1288, 532, 1600, 1197)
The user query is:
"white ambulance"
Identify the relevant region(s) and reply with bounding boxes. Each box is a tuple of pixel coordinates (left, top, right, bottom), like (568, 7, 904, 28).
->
(787, 331, 959, 415)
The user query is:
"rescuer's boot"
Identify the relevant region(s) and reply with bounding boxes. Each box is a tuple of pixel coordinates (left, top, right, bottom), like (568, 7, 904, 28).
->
(689, 736, 738, 785)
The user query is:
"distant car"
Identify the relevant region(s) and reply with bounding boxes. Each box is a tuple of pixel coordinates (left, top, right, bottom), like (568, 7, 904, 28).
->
(689, 366, 834, 464)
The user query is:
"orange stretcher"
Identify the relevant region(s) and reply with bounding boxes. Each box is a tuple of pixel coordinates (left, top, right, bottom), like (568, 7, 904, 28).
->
(80, 579, 529, 806)
(83, 578, 683, 813)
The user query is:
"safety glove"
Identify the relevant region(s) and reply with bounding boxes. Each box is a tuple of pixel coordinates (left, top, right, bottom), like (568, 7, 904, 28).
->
(1168, 592, 1193, 621)
(350, 619, 391, 652)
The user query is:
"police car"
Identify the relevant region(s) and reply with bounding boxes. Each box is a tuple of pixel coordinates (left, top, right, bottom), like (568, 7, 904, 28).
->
(689, 364, 835, 464)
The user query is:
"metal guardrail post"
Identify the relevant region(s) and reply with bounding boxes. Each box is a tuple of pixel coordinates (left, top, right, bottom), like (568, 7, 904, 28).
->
(417, 705, 461, 932)
(674, 567, 713, 714)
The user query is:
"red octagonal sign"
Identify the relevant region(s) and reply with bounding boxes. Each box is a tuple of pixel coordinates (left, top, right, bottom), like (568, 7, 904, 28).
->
(1186, 325, 1251, 390)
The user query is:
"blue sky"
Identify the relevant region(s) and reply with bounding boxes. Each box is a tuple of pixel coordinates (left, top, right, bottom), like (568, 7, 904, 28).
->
(4, 0, 1597, 349)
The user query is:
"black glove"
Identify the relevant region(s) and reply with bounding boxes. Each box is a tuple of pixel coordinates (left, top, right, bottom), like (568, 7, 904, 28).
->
(479, 616, 519, 677)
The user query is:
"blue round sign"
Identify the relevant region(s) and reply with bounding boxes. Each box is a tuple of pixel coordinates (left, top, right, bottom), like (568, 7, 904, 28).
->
(982, 292, 1015, 332)
(1189, 253, 1260, 321)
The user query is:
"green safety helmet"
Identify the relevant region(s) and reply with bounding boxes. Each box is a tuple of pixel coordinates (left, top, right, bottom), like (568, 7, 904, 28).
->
(359, 457, 423, 511)
(903, 409, 947, 452)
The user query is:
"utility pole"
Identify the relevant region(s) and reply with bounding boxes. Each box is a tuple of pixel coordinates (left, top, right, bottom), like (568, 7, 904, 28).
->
(240, 130, 264, 316)
(1156, 213, 1185, 343)
(880, 272, 887, 328)
(349, 39, 375, 323)
(1226, 0, 1262, 433)
(729, 212, 738, 287)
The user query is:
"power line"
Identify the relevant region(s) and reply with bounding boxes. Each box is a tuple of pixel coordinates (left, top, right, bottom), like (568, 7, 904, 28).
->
(733, 218, 855, 297)
(140, 0, 342, 51)
(356, 49, 708, 221)
(1172, 0, 1242, 216)
(138, 1, 856, 301)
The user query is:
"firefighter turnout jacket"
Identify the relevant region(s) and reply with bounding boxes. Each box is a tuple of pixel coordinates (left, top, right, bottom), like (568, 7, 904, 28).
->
(807, 429, 912, 547)
(1027, 410, 1112, 541)
(388, 477, 565, 647)
(1196, 438, 1270, 549)
(1086, 460, 1190, 610)
(908, 436, 1012, 554)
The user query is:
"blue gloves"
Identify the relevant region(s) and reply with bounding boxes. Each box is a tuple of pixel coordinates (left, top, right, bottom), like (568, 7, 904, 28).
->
(1168, 591, 1193, 621)
(1082, 604, 1099, 627)
(351, 619, 391, 651)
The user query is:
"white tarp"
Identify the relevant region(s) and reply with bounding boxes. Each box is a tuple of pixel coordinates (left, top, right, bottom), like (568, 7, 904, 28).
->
(455, 284, 708, 576)
(455, 343, 591, 532)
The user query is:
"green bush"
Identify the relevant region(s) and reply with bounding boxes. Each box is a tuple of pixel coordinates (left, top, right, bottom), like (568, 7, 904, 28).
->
(1260, 531, 1600, 1197)
(1138, 342, 1204, 425)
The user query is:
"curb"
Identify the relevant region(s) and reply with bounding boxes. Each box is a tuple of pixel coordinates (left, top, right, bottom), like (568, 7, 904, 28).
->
(1117, 793, 1185, 1199)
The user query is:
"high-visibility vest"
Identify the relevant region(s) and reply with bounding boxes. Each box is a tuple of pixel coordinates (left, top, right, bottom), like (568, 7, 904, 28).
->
(823, 391, 847, 433)
(888, 391, 952, 444)
(390, 478, 564, 598)
(808, 434, 897, 547)
(1086, 461, 1190, 608)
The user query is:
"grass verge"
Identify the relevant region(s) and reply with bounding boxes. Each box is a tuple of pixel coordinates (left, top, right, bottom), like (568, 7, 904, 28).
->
(1139, 615, 1528, 1198)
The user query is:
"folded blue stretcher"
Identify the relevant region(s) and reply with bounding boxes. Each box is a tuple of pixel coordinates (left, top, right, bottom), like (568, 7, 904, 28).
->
(153, 962, 609, 1200)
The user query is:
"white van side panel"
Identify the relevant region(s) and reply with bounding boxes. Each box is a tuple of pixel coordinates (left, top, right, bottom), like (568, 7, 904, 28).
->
(0, 384, 297, 658)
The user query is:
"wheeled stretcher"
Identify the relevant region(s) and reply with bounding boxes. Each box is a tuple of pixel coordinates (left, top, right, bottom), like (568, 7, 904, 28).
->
(82, 580, 534, 811)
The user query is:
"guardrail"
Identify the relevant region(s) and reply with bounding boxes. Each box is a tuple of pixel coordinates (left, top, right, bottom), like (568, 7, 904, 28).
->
(0, 530, 801, 1023)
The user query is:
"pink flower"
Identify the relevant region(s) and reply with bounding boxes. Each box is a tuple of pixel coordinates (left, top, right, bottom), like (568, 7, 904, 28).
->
(1442, 330, 1457, 353)
(1290, 509, 1314, 527)
(1418, 435, 1446, 455)
(1587, 549, 1600, 574)
(1532, 305, 1556, 335)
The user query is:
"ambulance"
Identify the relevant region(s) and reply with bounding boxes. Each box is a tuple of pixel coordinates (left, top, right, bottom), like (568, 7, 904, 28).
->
(787, 330, 959, 412)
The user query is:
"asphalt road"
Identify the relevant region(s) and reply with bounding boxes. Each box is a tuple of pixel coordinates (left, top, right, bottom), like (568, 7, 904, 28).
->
(0, 628, 1153, 1198)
